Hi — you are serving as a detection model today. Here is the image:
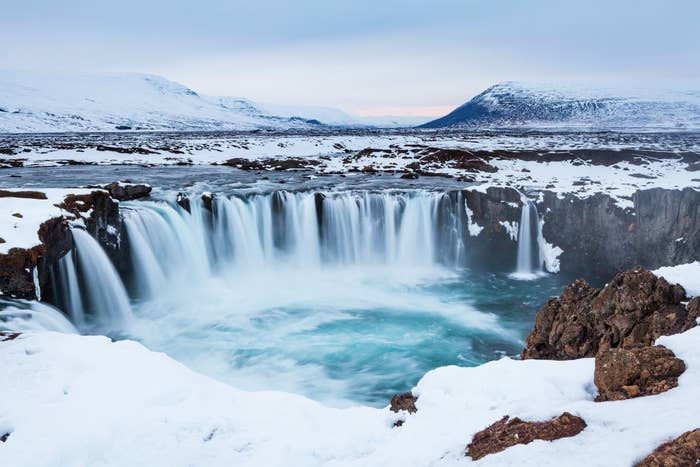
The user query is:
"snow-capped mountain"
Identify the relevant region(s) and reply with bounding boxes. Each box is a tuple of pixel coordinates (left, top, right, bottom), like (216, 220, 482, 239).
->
(422, 81, 700, 130)
(0, 71, 421, 133)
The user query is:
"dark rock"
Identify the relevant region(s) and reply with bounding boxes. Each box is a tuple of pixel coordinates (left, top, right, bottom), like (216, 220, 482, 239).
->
(594, 345, 686, 401)
(0, 245, 43, 299)
(390, 392, 417, 414)
(222, 157, 319, 171)
(58, 190, 122, 265)
(419, 148, 498, 173)
(11, 213, 22, 218)
(0, 432, 9, 442)
(462, 187, 522, 271)
(201, 193, 214, 212)
(466, 412, 587, 460)
(0, 332, 21, 342)
(95, 145, 157, 155)
(522, 268, 699, 360)
(176, 193, 191, 213)
(102, 182, 152, 201)
(540, 188, 700, 278)
(636, 429, 700, 466)
(400, 172, 419, 179)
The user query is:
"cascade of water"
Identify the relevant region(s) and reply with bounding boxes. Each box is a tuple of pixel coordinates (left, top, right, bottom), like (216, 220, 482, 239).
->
(0, 298, 78, 334)
(121, 190, 467, 278)
(70, 228, 133, 328)
(57, 252, 85, 326)
(514, 200, 542, 277)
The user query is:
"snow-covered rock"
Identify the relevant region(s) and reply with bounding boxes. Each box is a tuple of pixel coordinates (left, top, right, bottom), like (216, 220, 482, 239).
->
(422, 81, 700, 130)
(652, 261, 700, 297)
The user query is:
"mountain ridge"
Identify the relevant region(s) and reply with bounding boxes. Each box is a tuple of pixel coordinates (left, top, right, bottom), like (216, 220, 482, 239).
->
(421, 81, 700, 130)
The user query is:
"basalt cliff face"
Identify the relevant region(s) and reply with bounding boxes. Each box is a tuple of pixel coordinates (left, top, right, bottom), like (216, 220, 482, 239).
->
(538, 188, 699, 278)
(462, 186, 699, 278)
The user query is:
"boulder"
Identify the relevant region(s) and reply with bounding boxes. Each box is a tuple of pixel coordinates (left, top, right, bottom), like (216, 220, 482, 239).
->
(636, 429, 700, 467)
(594, 345, 686, 401)
(102, 182, 152, 201)
(389, 392, 417, 414)
(466, 412, 587, 461)
(522, 268, 699, 360)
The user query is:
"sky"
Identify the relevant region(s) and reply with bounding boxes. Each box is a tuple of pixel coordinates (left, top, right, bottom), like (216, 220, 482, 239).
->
(2, 0, 699, 116)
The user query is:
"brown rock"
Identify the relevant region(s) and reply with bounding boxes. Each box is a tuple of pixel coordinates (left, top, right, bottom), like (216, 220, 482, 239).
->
(0, 189, 47, 200)
(0, 332, 21, 342)
(636, 429, 700, 466)
(594, 345, 686, 401)
(390, 392, 417, 414)
(466, 412, 587, 460)
(0, 245, 44, 299)
(522, 268, 698, 360)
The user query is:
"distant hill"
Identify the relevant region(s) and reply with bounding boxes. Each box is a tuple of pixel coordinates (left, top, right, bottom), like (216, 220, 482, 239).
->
(0, 71, 427, 133)
(421, 81, 700, 130)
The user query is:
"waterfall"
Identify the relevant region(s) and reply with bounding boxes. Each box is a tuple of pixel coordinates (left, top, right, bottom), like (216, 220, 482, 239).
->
(121, 190, 467, 286)
(69, 228, 133, 329)
(0, 298, 78, 334)
(57, 252, 85, 326)
(513, 200, 543, 279)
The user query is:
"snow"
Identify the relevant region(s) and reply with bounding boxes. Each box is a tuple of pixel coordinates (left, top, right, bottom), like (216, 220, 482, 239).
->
(4, 131, 697, 212)
(499, 221, 519, 241)
(0, 71, 419, 133)
(0, 188, 96, 254)
(537, 219, 563, 274)
(1, 325, 699, 466)
(423, 81, 700, 130)
(653, 261, 700, 297)
(464, 202, 483, 237)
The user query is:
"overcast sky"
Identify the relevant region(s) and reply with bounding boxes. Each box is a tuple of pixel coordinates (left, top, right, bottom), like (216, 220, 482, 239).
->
(2, 0, 699, 116)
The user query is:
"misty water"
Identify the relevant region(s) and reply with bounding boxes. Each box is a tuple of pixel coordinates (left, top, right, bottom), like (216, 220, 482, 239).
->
(3, 167, 573, 407)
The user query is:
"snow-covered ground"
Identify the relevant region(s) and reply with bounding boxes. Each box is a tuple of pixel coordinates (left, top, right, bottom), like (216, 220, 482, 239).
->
(3, 132, 697, 210)
(0, 188, 96, 254)
(1, 317, 698, 466)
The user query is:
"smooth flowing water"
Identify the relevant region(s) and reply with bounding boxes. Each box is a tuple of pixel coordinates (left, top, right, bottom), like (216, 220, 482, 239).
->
(113, 191, 569, 406)
(6, 179, 572, 407)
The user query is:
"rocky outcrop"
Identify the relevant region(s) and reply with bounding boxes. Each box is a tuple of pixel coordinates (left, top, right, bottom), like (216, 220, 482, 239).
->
(594, 345, 686, 401)
(100, 181, 152, 201)
(522, 268, 698, 360)
(539, 188, 700, 278)
(466, 412, 587, 461)
(389, 392, 417, 414)
(636, 429, 700, 467)
(0, 190, 123, 300)
(58, 190, 122, 263)
(0, 245, 44, 299)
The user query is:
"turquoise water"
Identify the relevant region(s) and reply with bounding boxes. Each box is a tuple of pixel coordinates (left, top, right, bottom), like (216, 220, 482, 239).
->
(125, 265, 571, 407)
